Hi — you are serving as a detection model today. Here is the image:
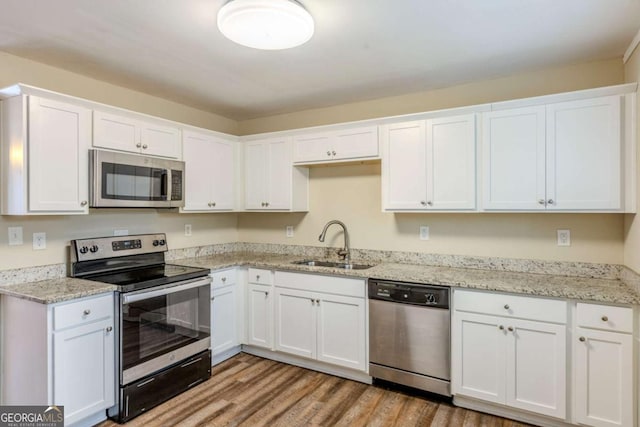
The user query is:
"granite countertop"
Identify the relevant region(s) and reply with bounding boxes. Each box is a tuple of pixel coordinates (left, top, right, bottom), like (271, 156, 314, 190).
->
(0, 277, 117, 304)
(2, 252, 638, 305)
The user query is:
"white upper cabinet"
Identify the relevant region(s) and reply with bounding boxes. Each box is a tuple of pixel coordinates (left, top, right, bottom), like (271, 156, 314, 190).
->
(182, 130, 236, 212)
(244, 137, 309, 211)
(382, 114, 477, 211)
(483, 95, 626, 211)
(293, 126, 378, 164)
(1, 95, 91, 215)
(93, 110, 181, 159)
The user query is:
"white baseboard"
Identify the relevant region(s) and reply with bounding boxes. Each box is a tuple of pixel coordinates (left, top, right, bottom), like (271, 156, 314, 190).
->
(212, 346, 242, 366)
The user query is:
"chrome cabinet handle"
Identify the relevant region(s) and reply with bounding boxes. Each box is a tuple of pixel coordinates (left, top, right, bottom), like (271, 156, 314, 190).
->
(136, 143, 142, 148)
(256, 275, 260, 281)
(208, 202, 212, 207)
(212, 202, 216, 207)
(106, 326, 113, 332)
(211, 296, 215, 301)
(316, 299, 320, 305)
(142, 144, 148, 149)
(579, 336, 586, 342)
(265, 202, 270, 207)
(427, 201, 433, 206)
(507, 326, 514, 332)
(601, 315, 608, 322)
(498, 325, 504, 330)
(221, 277, 226, 283)
(420, 201, 427, 206)
(80, 200, 88, 206)
(327, 151, 331, 156)
(332, 150, 336, 156)
(504, 304, 510, 310)
(264, 291, 269, 297)
(83, 309, 91, 315)
(310, 298, 315, 305)
(547, 199, 554, 205)
(538, 199, 545, 205)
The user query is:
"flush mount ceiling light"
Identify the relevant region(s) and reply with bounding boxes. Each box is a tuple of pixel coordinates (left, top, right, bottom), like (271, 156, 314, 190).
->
(217, 0, 314, 50)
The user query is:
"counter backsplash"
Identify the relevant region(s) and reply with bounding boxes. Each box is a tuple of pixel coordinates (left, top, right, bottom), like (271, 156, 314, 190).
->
(0, 242, 630, 287)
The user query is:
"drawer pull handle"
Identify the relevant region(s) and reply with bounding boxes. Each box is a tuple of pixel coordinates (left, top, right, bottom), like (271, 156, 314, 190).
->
(316, 299, 320, 305)
(83, 309, 91, 315)
(504, 304, 510, 310)
(256, 275, 261, 281)
(498, 325, 504, 330)
(136, 143, 142, 148)
(507, 326, 514, 332)
(136, 377, 155, 388)
(106, 326, 113, 332)
(579, 336, 586, 342)
(222, 277, 226, 283)
(265, 291, 269, 297)
(601, 315, 608, 322)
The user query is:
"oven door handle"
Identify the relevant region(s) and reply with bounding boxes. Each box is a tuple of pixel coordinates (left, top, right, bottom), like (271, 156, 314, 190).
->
(122, 277, 212, 304)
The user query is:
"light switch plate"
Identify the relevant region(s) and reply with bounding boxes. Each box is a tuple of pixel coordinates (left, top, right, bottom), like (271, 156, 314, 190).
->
(420, 226, 429, 241)
(33, 232, 46, 250)
(286, 226, 294, 238)
(8, 226, 23, 246)
(557, 229, 571, 246)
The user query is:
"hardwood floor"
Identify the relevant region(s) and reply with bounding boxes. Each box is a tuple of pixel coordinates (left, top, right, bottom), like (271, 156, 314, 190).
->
(97, 353, 533, 427)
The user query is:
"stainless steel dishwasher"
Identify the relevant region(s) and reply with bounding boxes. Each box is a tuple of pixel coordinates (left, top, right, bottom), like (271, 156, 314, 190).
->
(368, 279, 451, 396)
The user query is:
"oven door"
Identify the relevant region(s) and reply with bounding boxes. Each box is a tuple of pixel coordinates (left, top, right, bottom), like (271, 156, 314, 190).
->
(120, 276, 211, 385)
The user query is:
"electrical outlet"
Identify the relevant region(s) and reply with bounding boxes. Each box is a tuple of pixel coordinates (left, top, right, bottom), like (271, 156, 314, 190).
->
(420, 226, 429, 241)
(33, 232, 46, 250)
(557, 229, 571, 246)
(185, 224, 192, 236)
(113, 229, 129, 236)
(286, 226, 294, 238)
(8, 226, 23, 246)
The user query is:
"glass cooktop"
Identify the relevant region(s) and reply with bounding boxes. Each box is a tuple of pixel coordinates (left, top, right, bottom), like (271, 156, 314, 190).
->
(83, 264, 210, 293)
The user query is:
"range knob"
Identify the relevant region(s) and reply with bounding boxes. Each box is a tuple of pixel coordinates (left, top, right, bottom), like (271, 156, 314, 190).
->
(158, 239, 166, 246)
(153, 240, 160, 247)
(425, 294, 437, 304)
(89, 245, 99, 253)
(79, 246, 89, 254)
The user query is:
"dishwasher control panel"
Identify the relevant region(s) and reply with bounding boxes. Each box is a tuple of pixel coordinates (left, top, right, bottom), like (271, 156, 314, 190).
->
(368, 279, 449, 309)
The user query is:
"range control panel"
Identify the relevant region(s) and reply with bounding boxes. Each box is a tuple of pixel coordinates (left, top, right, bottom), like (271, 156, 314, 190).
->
(71, 233, 167, 262)
(368, 279, 449, 309)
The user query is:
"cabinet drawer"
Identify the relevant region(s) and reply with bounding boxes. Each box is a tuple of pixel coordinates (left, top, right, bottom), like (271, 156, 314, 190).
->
(248, 268, 273, 285)
(210, 268, 237, 288)
(274, 271, 365, 298)
(53, 293, 114, 330)
(576, 303, 633, 333)
(454, 290, 566, 324)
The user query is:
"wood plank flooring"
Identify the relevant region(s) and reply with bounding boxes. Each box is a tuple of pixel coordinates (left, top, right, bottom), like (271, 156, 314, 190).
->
(97, 353, 533, 427)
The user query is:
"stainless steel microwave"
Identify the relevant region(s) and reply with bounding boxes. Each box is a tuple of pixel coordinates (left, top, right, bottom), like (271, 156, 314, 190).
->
(89, 149, 185, 208)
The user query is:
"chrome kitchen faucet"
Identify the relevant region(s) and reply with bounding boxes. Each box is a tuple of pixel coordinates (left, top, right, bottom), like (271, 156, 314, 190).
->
(318, 220, 351, 265)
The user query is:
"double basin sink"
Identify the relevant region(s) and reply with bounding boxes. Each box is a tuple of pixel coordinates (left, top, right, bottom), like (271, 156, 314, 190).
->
(292, 259, 374, 270)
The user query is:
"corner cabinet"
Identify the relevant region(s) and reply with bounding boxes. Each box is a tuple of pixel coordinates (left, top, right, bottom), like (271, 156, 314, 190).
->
(93, 110, 181, 159)
(381, 114, 477, 211)
(1, 293, 115, 427)
(182, 130, 237, 212)
(452, 289, 567, 419)
(1, 95, 91, 215)
(244, 137, 309, 211)
(483, 95, 631, 211)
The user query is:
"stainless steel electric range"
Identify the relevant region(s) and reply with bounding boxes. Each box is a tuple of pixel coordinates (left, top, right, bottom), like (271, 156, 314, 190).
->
(69, 233, 212, 423)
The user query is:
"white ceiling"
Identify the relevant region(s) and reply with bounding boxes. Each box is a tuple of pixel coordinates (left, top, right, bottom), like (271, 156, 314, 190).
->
(0, 0, 638, 120)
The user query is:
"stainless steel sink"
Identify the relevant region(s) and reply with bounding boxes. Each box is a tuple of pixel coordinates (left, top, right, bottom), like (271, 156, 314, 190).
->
(291, 259, 374, 270)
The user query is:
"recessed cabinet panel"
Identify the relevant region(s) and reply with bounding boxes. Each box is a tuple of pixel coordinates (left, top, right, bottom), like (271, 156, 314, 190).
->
(274, 288, 316, 359)
(482, 107, 546, 210)
(267, 139, 293, 210)
(247, 283, 273, 349)
(316, 293, 365, 370)
(294, 134, 332, 162)
(211, 285, 238, 355)
(93, 111, 139, 153)
(293, 126, 378, 164)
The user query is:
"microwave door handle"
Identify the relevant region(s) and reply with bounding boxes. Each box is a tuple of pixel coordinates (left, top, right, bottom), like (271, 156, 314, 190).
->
(122, 277, 212, 305)
(162, 170, 169, 201)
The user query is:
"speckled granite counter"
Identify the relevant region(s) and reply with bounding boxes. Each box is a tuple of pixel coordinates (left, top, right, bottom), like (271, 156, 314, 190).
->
(0, 278, 116, 304)
(175, 252, 640, 305)
(2, 251, 638, 305)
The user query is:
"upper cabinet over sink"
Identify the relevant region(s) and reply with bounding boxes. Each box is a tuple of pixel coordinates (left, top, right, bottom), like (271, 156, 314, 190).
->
(293, 125, 379, 165)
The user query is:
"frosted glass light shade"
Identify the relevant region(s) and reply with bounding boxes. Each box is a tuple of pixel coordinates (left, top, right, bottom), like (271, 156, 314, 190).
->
(217, 0, 314, 50)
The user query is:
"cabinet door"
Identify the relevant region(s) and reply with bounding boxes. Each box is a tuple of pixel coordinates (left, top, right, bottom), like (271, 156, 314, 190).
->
(382, 121, 428, 210)
(274, 288, 316, 359)
(139, 122, 181, 159)
(574, 328, 633, 427)
(505, 319, 566, 419)
(244, 141, 268, 209)
(482, 107, 546, 210)
(53, 318, 115, 425)
(93, 110, 140, 153)
(28, 96, 90, 213)
(210, 138, 235, 210)
(182, 131, 216, 210)
(246, 284, 273, 348)
(316, 293, 366, 371)
(546, 96, 621, 210)
(427, 114, 476, 210)
(265, 138, 292, 209)
(333, 126, 379, 160)
(293, 133, 332, 163)
(451, 311, 506, 404)
(211, 285, 238, 356)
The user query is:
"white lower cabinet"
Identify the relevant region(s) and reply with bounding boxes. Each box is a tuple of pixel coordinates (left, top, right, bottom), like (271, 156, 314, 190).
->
(452, 290, 567, 420)
(1, 293, 115, 427)
(210, 268, 241, 362)
(273, 271, 366, 372)
(246, 282, 274, 349)
(573, 303, 634, 427)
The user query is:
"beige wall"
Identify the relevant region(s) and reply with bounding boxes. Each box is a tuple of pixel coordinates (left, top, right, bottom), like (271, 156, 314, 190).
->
(0, 52, 239, 271)
(624, 45, 640, 272)
(237, 58, 627, 264)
